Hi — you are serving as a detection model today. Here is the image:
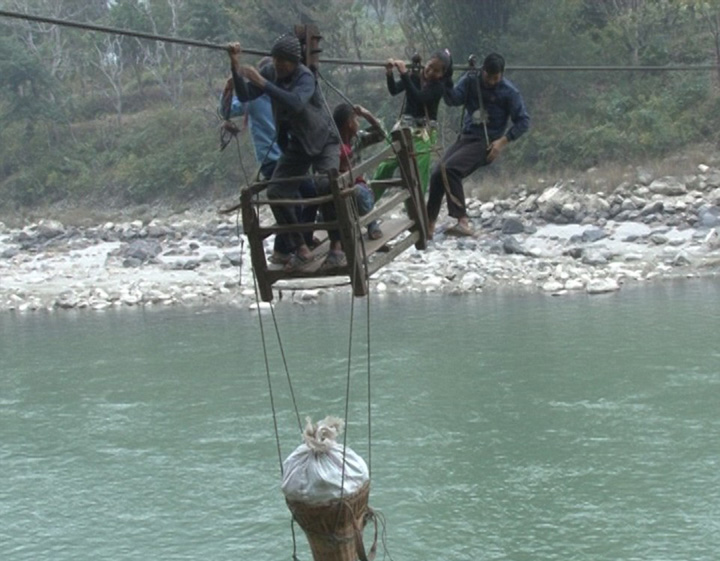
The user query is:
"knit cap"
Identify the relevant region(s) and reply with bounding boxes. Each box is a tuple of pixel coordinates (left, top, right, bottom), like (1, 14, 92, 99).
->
(271, 34, 302, 63)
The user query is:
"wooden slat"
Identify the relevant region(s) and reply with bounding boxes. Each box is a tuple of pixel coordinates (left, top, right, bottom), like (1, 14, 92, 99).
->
(368, 178, 405, 189)
(362, 217, 413, 254)
(248, 193, 334, 206)
(259, 220, 339, 236)
(339, 141, 399, 182)
(366, 232, 420, 276)
(357, 190, 409, 228)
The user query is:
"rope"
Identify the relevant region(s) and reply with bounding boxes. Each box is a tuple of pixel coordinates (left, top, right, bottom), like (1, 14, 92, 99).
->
(250, 269, 286, 477)
(317, 69, 357, 108)
(0, 8, 263, 54)
(2, 9, 719, 72)
(314, 75, 377, 536)
(226, 118, 304, 468)
(268, 304, 303, 434)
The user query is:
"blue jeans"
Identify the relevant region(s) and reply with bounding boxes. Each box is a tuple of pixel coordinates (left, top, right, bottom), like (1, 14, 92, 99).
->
(355, 182, 380, 233)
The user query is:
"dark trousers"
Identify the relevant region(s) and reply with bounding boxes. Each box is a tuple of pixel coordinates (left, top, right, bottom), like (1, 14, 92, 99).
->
(267, 141, 340, 252)
(427, 134, 489, 223)
(262, 160, 318, 253)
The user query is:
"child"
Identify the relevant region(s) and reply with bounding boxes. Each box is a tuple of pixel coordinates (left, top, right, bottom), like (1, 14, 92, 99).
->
(228, 34, 342, 271)
(332, 103, 386, 240)
(372, 49, 452, 198)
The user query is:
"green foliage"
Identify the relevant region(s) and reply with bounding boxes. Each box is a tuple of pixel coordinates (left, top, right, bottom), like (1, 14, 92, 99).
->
(110, 108, 227, 203)
(3, 0, 720, 210)
(0, 36, 65, 124)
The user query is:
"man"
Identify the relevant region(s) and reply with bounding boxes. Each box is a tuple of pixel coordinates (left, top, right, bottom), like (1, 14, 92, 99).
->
(427, 52, 530, 237)
(220, 57, 317, 260)
(228, 34, 341, 270)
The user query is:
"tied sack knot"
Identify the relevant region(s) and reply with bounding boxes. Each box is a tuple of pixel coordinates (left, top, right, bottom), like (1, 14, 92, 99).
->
(303, 416, 344, 454)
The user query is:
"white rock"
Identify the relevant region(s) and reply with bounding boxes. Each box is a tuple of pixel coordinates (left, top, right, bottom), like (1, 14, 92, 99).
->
(564, 278, 585, 291)
(648, 177, 687, 196)
(586, 278, 620, 294)
(542, 280, 564, 292)
(421, 275, 444, 289)
(121, 292, 142, 305)
(460, 272, 485, 290)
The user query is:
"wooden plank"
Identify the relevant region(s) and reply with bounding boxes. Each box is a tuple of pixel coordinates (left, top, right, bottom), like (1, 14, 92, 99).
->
(329, 170, 368, 297)
(362, 217, 413, 254)
(368, 178, 405, 189)
(357, 190, 409, 228)
(260, 220, 339, 236)
(391, 128, 429, 250)
(366, 232, 420, 276)
(249, 194, 334, 206)
(241, 189, 274, 302)
(341, 141, 399, 180)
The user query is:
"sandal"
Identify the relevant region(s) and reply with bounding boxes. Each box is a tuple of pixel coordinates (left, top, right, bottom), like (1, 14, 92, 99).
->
(320, 250, 347, 270)
(283, 252, 315, 272)
(446, 222, 475, 237)
(269, 252, 292, 265)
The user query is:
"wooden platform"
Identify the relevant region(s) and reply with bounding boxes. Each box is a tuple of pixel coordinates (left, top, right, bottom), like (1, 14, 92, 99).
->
(240, 128, 429, 302)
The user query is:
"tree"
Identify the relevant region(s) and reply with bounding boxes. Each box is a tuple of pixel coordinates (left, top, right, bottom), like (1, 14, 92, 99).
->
(91, 34, 125, 126)
(140, 0, 193, 106)
(0, 34, 62, 127)
(687, 1, 720, 85)
(584, 0, 689, 66)
(108, 0, 152, 93)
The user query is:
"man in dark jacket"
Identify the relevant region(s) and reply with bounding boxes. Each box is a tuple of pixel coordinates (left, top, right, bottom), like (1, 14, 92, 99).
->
(427, 52, 530, 237)
(229, 34, 341, 269)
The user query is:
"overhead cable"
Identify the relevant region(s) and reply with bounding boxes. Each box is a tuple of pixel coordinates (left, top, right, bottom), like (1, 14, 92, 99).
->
(1, 9, 719, 72)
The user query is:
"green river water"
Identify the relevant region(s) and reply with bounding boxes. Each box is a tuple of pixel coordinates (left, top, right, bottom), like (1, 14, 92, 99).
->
(2, 279, 719, 560)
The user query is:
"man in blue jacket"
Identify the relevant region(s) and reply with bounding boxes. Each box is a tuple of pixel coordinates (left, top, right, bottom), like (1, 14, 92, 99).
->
(427, 52, 530, 237)
(228, 34, 341, 270)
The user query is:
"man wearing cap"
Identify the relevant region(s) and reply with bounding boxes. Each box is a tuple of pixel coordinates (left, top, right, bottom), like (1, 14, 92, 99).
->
(228, 34, 342, 270)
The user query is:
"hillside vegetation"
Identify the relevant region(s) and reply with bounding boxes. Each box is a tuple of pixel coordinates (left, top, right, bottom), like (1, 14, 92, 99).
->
(2, 0, 720, 213)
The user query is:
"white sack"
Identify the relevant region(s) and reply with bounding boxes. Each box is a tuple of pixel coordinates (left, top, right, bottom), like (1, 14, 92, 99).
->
(281, 416, 369, 504)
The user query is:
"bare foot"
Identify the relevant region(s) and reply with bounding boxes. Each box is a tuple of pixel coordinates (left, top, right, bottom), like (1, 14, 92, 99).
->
(296, 244, 312, 260)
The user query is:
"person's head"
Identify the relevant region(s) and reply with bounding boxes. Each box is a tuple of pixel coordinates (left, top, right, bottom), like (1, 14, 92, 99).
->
(482, 52, 504, 88)
(424, 48, 452, 83)
(333, 103, 359, 139)
(271, 34, 301, 78)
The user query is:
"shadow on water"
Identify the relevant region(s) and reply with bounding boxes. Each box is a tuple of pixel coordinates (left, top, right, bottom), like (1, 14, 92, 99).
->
(1, 279, 719, 560)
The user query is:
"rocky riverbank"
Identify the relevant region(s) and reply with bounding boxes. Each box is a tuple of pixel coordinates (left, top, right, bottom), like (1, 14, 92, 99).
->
(2, 165, 720, 312)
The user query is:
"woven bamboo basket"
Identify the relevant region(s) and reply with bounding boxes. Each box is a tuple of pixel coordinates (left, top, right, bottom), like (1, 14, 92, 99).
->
(285, 482, 371, 561)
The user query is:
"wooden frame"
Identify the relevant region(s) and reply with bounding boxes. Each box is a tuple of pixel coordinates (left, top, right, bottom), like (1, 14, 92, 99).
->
(240, 127, 428, 302)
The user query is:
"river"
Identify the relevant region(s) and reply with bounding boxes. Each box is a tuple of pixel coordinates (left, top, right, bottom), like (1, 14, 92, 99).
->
(2, 279, 719, 560)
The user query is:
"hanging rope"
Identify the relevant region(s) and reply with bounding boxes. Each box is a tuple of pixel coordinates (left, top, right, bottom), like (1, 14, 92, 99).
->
(227, 130, 304, 439)
(313, 75, 376, 517)
(250, 271, 286, 476)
